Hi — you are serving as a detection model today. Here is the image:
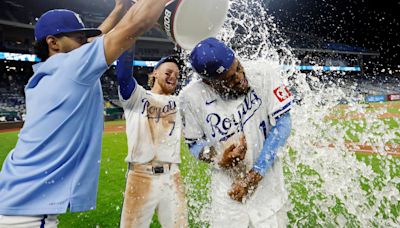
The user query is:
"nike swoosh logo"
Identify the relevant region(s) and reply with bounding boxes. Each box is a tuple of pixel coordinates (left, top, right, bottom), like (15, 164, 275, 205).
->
(206, 99, 217, 105)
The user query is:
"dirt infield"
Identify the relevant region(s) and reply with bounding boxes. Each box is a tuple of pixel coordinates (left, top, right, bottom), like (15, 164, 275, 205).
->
(104, 124, 126, 133)
(0, 122, 24, 133)
(0, 128, 21, 133)
(326, 112, 400, 120)
(336, 101, 400, 110)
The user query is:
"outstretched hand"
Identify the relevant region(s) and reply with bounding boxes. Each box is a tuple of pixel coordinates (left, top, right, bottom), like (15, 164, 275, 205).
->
(218, 135, 247, 168)
(228, 170, 263, 202)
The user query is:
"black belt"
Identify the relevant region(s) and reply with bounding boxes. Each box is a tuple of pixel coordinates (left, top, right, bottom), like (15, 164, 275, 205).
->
(129, 163, 171, 174)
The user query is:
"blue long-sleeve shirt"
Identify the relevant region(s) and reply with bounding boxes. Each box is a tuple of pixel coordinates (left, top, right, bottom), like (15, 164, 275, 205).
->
(116, 49, 136, 99)
(252, 112, 292, 176)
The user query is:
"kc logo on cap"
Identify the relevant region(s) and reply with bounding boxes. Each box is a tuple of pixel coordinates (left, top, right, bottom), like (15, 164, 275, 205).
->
(189, 37, 235, 79)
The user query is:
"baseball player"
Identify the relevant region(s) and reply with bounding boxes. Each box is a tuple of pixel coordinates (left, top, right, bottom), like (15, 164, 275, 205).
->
(0, 0, 171, 227)
(116, 50, 188, 228)
(180, 37, 293, 227)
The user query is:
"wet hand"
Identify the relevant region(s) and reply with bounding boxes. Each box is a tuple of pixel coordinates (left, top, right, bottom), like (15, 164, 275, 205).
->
(228, 170, 263, 202)
(218, 135, 247, 168)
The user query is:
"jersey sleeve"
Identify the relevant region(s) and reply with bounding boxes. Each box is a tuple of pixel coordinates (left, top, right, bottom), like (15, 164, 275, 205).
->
(263, 67, 293, 126)
(119, 84, 146, 112)
(61, 36, 109, 85)
(179, 92, 205, 143)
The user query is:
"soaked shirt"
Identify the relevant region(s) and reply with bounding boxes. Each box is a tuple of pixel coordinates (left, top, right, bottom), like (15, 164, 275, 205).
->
(0, 37, 108, 215)
(120, 86, 181, 164)
(180, 65, 293, 211)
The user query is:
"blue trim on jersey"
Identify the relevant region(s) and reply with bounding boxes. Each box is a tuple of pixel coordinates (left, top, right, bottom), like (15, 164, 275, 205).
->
(116, 49, 136, 100)
(271, 101, 292, 118)
(40, 215, 47, 228)
(252, 112, 292, 176)
(186, 138, 209, 159)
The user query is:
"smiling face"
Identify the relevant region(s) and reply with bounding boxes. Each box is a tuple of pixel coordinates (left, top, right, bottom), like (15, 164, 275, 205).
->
(206, 58, 250, 99)
(151, 62, 180, 95)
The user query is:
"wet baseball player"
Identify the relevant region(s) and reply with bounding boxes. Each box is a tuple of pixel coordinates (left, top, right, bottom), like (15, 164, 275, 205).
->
(0, 0, 172, 227)
(116, 51, 188, 228)
(180, 37, 293, 227)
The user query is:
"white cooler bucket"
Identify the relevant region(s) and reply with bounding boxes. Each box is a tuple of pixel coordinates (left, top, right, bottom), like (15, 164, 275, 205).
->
(158, 0, 230, 50)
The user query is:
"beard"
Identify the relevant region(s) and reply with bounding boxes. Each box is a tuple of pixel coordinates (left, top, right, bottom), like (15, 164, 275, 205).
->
(217, 85, 250, 100)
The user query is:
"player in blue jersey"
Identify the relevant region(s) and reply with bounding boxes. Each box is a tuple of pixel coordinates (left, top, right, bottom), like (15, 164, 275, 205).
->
(0, 0, 171, 227)
(180, 37, 293, 227)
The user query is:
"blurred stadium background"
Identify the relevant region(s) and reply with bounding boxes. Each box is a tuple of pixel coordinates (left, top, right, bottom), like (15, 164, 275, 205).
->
(0, 0, 399, 227)
(0, 0, 399, 125)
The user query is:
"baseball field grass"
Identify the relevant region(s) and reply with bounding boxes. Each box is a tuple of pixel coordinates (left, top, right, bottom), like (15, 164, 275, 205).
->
(0, 102, 398, 227)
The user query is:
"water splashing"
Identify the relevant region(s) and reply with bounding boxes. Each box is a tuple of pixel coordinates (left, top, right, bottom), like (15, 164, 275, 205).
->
(181, 0, 399, 226)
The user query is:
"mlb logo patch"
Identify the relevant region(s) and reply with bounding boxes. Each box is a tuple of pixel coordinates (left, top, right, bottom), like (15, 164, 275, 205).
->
(273, 86, 291, 102)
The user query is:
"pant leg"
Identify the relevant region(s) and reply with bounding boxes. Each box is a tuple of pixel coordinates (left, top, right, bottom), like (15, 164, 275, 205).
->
(157, 167, 188, 228)
(209, 171, 250, 228)
(0, 215, 58, 228)
(120, 170, 158, 228)
(249, 206, 288, 228)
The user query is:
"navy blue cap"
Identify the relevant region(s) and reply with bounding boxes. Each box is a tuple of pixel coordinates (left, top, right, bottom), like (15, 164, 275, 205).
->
(35, 9, 102, 41)
(189, 37, 235, 79)
(154, 55, 182, 70)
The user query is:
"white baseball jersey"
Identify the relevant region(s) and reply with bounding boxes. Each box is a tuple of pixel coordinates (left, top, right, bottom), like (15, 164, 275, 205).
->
(180, 62, 293, 224)
(119, 85, 181, 164)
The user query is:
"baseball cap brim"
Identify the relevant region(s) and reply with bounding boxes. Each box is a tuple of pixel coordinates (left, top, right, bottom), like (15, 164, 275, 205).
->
(154, 55, 183, 71)
(61, 28, 102, 38)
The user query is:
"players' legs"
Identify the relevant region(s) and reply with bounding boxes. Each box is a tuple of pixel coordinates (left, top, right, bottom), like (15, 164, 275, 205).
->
(209, 171, 250, 228)
(157, 165, 188, 228)
(0, 215, 58, 228)
(120, 170, 158, 228)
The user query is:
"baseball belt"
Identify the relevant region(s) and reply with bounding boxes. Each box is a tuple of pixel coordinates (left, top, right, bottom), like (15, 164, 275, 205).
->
(129, 163, 172, 175)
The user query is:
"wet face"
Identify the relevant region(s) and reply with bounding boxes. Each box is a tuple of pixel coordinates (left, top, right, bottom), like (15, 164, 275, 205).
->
(153, 62, 179, 95)
(210, 58, 250, 98)
(47, 32, 88, 54)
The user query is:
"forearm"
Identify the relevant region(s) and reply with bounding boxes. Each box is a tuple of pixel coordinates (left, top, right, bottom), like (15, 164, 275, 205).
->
(98, 3, 126, 34)
(187, 140, 208, 159)
(187, 139, 216, 163)
(104, 0, 167, 64)
(252, 112, 292, 176)
(116, 49, 136, 100)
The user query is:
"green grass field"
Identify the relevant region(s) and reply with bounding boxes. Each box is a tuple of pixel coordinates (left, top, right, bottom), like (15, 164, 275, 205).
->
(0, 102, 399, 227)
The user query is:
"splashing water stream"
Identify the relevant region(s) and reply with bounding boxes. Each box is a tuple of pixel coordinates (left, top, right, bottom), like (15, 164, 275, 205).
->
(181, 0, 399, 227)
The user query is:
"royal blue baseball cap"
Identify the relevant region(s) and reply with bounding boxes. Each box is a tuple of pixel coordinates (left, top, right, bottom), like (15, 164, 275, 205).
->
(34, 9, 102, 41)
(154, 55, 182, 70)
(189, 37, 235, 79)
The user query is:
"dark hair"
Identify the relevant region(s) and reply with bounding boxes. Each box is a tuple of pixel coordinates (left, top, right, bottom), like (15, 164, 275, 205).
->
(33, 34, 64, 61)
(33, 39, 49, 62)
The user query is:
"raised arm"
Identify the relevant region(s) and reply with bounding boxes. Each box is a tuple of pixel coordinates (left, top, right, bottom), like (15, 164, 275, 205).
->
(116, 48, 136, 100)
(98, 0, 132, 35)
(87, 0, 131, 43)
(104, 0, 169, 65)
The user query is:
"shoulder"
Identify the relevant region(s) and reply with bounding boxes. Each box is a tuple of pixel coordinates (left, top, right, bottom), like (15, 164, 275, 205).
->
(67, 36, 105, 59)
(179, 78, 205, 100)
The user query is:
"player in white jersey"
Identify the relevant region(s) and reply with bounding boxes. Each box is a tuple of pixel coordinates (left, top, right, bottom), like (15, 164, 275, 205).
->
(180, 38, 293, 227)
(116, 52, 188, 228)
